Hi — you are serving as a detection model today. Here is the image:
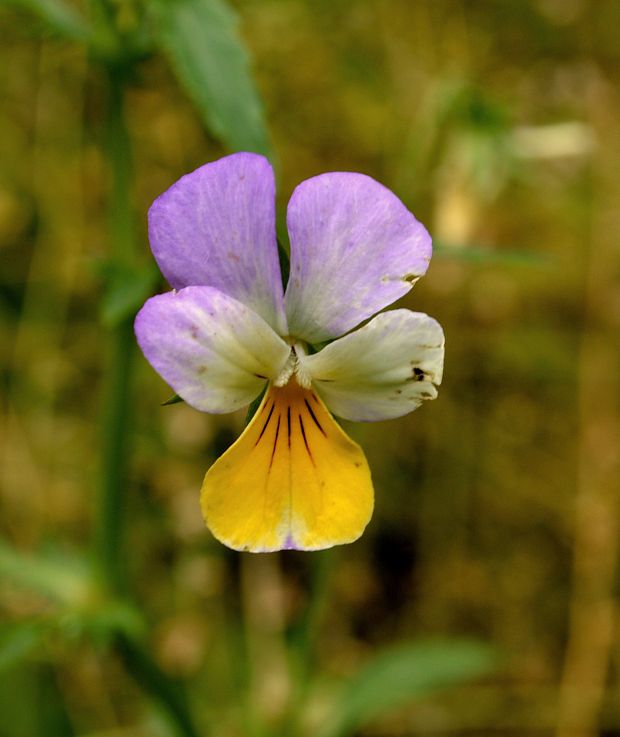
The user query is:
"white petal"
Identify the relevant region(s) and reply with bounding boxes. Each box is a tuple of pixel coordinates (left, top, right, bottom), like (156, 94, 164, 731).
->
(299, 310, 444, 422)
(135, 286, 291, 413)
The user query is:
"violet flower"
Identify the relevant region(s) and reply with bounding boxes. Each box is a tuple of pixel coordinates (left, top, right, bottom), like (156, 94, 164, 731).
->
(135, 153, 444, 552)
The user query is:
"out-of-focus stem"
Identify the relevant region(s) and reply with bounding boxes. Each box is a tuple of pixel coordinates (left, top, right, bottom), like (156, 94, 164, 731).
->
(117, 634, 201, 737)
(96, 318, 134, 592)
(241, 554, 291, 735)
(95, 65, 202, 737)
(94, 66, 134, 595)
(556, 92, 620, 737)
(223, 555, 258, 737)
(281, 550, 334, 737)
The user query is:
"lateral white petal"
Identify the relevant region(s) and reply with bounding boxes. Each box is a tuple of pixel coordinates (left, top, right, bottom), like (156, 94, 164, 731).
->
(135, 286, 291, 414)
(299, 310, 444, 422)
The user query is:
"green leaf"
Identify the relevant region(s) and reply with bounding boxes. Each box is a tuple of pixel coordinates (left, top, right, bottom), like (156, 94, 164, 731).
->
(276, 236, 290, 290)
(0, 621, 48, 673)
(162, 393, 185, 406)
(153, 0, 271, 156)
(0, 541, 89, 605)
(244, 384, 266, 425)
(99, 262, 158, 327)
(434, 242, 551, 267)
(5, 0, 91, 42)
(57, 598, 145, 645)
(319, 639, 495, 737)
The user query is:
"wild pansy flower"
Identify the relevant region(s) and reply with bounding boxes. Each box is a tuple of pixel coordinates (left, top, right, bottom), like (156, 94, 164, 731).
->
(135, 153, 444, 552)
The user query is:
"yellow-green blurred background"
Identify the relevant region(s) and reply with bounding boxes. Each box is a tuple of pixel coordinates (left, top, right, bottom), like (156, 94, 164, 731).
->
(1, 0, 620, 735)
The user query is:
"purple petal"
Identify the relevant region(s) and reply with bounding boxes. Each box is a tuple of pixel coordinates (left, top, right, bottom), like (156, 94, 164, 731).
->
(135, 286, 290, 414)
(148, 153, 287, 333)
(284, 172, 432, 343)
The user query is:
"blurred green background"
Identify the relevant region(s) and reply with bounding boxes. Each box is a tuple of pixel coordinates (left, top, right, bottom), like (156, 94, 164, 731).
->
(1, 0, 620, 735)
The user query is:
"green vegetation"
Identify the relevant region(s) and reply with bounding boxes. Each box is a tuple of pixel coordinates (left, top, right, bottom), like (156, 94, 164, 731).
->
(1, 1, 619, 735)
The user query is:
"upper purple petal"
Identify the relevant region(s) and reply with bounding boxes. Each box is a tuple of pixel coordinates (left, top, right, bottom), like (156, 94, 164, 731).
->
(148, 153, 287, 334)
(284, 172, 432, 343)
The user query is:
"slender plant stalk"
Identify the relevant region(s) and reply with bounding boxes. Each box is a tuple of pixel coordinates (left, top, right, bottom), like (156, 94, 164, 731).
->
(95, 64, 202, 737)
(556, 93, 620, 737)
(94, 66, 135, 595)
(281, 550, 335, 737)
(223, 555, 261, 737)
(241, 554, 290, 736)
(116, 634, 201, 737)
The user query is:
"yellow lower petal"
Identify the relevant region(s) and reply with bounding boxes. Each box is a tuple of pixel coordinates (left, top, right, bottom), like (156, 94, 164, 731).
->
(200, 381, 374, 552)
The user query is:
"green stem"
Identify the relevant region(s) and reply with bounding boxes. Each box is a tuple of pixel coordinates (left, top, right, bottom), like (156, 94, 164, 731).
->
(117, 634, 202, 737)
(281, 550, 335, 737)
(95, 66, 202, 737)
(224, 555, 261, 737)
(94, 66, 134, 595)
(96, 319, 134, 592)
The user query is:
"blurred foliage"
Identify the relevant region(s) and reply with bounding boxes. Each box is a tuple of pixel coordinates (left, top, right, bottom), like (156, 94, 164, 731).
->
(152, 0, 272, 156)
(318, 640, 496, 737)
(1, 0, 620, 735)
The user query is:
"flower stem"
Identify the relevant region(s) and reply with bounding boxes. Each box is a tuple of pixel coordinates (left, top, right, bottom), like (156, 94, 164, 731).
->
(281, 550, 335, 737)
(96, 318, 134, 593)
(95, 65, 202, 737)
(94, 65, 135, 595)
(116, 634, 202, 737)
